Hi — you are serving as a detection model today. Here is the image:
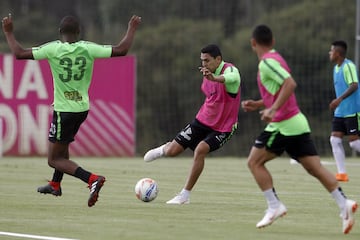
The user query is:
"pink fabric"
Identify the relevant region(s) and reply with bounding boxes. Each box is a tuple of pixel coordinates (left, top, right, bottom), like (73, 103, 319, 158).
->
(196, 63, 240, 132)
(257, 51, 299, 122)
(0, 55, 136, 156)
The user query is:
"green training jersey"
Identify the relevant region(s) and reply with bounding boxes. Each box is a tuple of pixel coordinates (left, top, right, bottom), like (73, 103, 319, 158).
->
(259, 50, 310, 135)
(264, 112, 311, 135)
(214, 61, 241, 94)
(32, 40, 112, 112)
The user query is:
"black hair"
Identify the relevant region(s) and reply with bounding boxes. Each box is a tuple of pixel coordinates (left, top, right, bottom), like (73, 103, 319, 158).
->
(201, 44, 222, 58)
(332, 40, 347, 57)
(59, 16, 80, 34)
(252, 24, 273, 47)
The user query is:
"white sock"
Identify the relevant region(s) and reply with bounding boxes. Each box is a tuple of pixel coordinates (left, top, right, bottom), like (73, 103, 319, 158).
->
(263, 188, 280, 209)
(144, 143, 166, 162)
(151, 144, 166, 157)
(330, 136, 346, 173)
(180, 188, 190, 199)
(349, 139, 360, 152)
(331, 187, 346, 212)
(158, 144, 166, 156)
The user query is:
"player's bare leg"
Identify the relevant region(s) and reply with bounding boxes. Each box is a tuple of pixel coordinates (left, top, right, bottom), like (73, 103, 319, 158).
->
(247, 147, 287, 228)
(300, 155, 358, 234)
(38, 142, 106, 207)
(166, 141, 209, 204)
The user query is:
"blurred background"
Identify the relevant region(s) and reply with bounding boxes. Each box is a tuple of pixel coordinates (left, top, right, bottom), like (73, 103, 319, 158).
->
(0, 0, 358, 157)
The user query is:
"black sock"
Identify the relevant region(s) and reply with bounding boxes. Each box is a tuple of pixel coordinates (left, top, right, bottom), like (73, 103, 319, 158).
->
(74, 167, 91, 184)
(52, 170, 64, 182)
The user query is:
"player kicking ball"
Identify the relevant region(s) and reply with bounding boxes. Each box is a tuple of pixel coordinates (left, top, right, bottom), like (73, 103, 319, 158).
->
(242, 24, 357, 234)
(144, 44, 241, 205)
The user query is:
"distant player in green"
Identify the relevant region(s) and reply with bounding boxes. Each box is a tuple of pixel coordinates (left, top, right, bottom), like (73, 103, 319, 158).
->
(2, 13, 141, 207)
(242, 24, 357, 234)
(328, 40, 360, 182)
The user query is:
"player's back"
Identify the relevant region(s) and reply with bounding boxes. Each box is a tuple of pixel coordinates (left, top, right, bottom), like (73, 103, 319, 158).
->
(32, 40, 112, 112)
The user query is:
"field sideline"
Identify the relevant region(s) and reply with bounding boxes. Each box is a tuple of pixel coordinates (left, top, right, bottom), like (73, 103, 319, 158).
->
(0, 156, 359, 240)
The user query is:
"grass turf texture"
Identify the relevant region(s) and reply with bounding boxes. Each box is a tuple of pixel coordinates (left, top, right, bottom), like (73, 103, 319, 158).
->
(0, 157, 359, 240)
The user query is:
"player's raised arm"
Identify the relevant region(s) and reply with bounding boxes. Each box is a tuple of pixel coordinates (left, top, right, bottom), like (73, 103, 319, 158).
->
(2, 14, 34, 59)
(111, 15, 141, 57)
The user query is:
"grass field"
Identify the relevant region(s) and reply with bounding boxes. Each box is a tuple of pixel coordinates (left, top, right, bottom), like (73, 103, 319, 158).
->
(0, 156, 360, 240)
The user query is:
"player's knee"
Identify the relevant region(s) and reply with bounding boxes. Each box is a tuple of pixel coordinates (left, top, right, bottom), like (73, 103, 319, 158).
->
(247, 158, 259, 170)
(247, 159, 253, 169)
(47, 158, 55, 168)
(349, 140, 355, 149)
(330, 136, 342, 147)
(194, 142, 210, 156)
(349, 139, 360, 151)
(165, 142, 183, 157)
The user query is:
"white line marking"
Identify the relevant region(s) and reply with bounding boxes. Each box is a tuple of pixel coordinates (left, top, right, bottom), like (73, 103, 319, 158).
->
(0, 231, 78, 240)
(290, 159, 360, 166)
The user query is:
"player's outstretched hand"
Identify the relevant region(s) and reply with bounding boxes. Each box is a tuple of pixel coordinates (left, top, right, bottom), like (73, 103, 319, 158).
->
(2, 13, 13, 33)
(199, 67, 215, 81)
(128, 15, 141, 29)
(241, 100, 260, 112)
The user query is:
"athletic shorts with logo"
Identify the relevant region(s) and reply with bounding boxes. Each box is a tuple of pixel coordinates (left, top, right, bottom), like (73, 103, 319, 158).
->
(175, 118, 237, 152)
(332, 114, 360, 135)
(254, 131, 318, 160)
(48, 111, 88, 143)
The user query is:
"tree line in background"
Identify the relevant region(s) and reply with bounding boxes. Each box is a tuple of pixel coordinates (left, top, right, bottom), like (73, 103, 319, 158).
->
(0, 0, 356, 156)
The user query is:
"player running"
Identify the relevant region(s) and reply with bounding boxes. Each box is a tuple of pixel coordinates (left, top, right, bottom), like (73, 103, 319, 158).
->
(242, 24, 357, 234)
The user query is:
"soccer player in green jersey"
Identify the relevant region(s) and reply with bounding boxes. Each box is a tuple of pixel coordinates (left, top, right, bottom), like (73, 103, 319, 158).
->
(242, 24, 357, 234)
(2, 14, 141, 207)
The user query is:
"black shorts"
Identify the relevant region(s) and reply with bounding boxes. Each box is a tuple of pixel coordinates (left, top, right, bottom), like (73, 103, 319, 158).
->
(48, 111, 88, 143)
(332, 114, 360, 135)
(174, 119, 237, 152)
(254, 131, 318, 160)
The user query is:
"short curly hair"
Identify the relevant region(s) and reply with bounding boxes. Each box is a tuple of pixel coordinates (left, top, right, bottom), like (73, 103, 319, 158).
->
(59, 16, 80, 34)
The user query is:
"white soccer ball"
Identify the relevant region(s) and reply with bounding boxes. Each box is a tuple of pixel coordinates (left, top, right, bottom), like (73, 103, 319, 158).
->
(135, 178, 159, 202)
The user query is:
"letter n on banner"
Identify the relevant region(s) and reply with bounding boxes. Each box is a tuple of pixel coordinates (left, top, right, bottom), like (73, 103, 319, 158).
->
(0, 55, 135, 157)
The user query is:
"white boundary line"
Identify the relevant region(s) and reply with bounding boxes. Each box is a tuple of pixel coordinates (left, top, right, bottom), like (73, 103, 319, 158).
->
(0, 231, 78, 240)
(290, 158, 360, 166)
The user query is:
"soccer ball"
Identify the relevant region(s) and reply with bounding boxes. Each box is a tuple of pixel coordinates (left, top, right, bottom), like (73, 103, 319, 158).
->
(135, 178, 159, 202)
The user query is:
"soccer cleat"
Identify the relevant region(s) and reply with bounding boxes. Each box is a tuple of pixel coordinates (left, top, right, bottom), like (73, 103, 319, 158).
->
(336, 173, 349, 182)
(342, 199, 358, 234)
(166, 193, 190, 204)
(256, 202, 287, 228)
(37, 183, 62, 196)
(144, 144, 166, 162)
(88, 176, 106, 207)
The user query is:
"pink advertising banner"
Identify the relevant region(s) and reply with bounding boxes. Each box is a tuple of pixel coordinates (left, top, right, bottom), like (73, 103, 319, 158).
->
(0, 54, 136, 156)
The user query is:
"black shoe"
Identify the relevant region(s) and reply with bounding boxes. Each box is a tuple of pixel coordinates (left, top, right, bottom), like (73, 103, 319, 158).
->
(88, 176, 106, 207)
(37, 183, 62, 196)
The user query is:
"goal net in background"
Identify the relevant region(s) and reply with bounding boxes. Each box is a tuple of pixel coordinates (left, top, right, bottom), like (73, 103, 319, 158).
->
(135, 0, 357, 157)
(0, 0, 357, 157)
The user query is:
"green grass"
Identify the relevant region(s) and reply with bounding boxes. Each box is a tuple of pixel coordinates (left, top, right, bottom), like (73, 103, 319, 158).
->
(0, 156, 359, 240)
